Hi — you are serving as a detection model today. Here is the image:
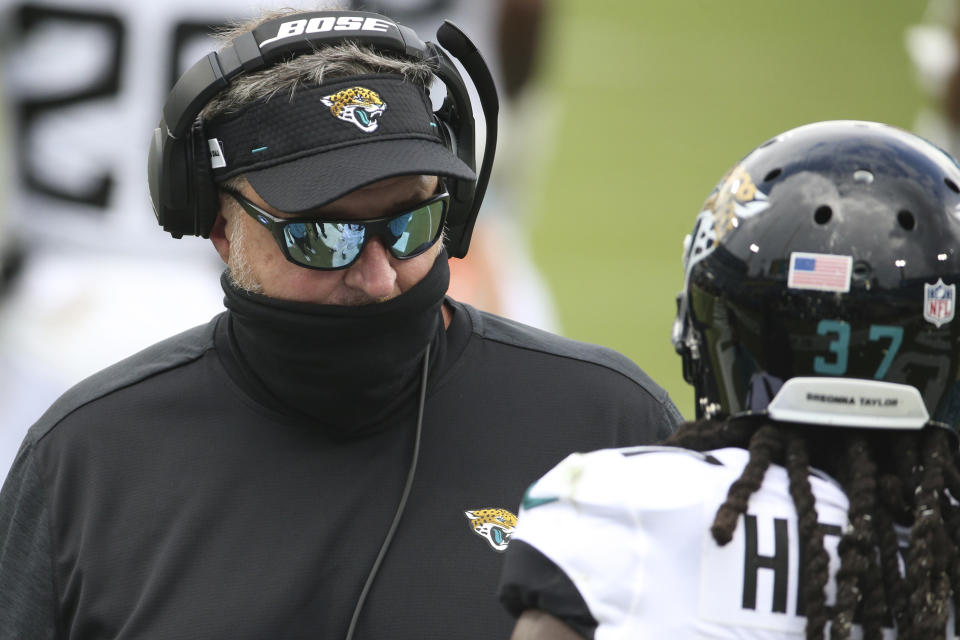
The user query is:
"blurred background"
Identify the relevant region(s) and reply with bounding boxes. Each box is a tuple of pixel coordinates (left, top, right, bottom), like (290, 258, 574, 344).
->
(523, 0, 936, 418)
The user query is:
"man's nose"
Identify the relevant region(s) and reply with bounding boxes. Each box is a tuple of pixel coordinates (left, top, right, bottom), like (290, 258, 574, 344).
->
(342, 237, 398, 299)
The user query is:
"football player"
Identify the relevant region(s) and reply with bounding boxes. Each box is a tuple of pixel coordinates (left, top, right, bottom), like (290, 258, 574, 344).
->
(499, 120, 960, 639)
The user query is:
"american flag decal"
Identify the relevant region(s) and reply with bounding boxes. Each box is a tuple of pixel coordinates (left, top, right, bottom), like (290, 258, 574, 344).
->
(787, 252, 853, 292)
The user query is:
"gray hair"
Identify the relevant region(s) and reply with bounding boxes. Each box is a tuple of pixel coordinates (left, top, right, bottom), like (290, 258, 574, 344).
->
(199, 8, 434, 122)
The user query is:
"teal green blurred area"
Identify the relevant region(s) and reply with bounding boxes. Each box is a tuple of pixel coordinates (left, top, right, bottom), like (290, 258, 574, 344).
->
(529, 1, 930, 419)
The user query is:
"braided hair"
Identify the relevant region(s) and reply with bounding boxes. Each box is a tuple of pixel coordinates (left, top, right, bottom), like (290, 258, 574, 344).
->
(664, 417, 960, 639)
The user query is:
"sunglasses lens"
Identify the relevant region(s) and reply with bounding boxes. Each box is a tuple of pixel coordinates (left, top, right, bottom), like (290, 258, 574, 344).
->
(387, 199, 446, 258)
(283, 223, 366, 268)
(271, 194, 447, 269)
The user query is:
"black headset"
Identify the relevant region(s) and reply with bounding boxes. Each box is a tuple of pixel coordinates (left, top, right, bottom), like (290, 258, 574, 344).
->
(147, 10, 498, 259)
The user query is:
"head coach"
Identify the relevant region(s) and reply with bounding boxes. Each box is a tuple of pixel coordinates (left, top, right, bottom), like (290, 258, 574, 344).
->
(0, 8, 682, 639)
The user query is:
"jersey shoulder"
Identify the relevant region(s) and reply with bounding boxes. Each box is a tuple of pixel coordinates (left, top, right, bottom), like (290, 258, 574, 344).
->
(519, 445, 847, 521)
(519, 446, 747, 517)
(24, 315, 220, 444)
(454, 300, 676, 410)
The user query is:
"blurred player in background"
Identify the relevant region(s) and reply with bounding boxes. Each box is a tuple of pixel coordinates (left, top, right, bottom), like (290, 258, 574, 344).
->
(0, 0, 267, 474)
(499, 121, 960, 638)
(906, 0, 960, 153)
(342, 0, 560, 332)
(0, 0, 556, 480)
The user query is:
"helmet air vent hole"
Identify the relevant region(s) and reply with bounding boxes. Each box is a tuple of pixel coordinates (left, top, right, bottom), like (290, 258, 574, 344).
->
(946, 177, 960, 193)
(763, 168, 782, 182)
(814, 206, 832, 225)
(897, 210, 916, 231)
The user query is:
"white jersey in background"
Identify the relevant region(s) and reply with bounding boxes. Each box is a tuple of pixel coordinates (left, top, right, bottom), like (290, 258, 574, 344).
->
(503, 446, 958, 639)
(0, 0, 315, 476)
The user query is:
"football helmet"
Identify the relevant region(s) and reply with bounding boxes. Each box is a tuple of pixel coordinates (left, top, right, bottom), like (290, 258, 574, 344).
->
(673, 120, 960, 428)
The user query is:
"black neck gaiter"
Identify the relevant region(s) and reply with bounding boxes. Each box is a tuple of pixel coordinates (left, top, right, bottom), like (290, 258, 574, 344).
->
(222, 253, 449, 436)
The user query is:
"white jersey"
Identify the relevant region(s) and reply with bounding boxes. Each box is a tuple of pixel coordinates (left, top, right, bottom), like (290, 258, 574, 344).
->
(1, 0, 314, 257)
(502, 446, 958, 639)
(0, 0, 316, 473)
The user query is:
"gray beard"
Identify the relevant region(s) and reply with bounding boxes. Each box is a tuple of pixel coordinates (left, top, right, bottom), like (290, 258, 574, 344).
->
(226, 217, 264, 295)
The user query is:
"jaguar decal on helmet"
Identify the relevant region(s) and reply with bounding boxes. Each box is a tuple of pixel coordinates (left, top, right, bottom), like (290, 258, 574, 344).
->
(682, 164, 770, 282)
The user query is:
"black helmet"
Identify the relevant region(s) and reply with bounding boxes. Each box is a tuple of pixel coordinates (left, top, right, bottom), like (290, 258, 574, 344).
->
(673, 120, 960, 429)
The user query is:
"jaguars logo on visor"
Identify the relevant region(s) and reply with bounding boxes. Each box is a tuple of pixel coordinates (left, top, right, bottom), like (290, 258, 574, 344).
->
(320, 86, 387, 133)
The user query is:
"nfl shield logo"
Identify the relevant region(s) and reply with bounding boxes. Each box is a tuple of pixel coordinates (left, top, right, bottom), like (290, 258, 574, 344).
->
(924, 278, 956, 328)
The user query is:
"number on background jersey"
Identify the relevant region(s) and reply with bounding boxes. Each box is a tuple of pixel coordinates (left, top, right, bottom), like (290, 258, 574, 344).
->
(15, 5, 124, 209)
(12, 4, 228, 212)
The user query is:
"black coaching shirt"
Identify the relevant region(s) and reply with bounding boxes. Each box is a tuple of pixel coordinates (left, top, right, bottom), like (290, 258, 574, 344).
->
(0, 299, 681, 639)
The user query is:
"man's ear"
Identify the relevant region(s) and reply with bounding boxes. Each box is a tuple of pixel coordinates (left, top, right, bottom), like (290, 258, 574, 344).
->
(209, 203, 230, 265)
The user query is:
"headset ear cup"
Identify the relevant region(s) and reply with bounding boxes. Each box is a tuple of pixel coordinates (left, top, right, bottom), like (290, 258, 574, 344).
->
(150, 119, 219, 239)
(151, 125, 192, 239)
(188, 120, 219, 238)
(148, 126, 169, 232)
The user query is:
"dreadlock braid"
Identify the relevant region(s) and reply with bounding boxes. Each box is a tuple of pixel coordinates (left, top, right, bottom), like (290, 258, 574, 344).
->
(904, 429, 953, 638)
(872, 503, 911, 638)
(939, 435, 960, 639)
(940, 503, 960, 640)
(941, 442, 960, 500)
(858, 519, 887, 633)
(893, 432, 923, 522)
(876, 472, 910, 529)
(852, 435, 888, 640)
(858, 556, 888, 640)
(831, 435, 879, 640)
(662, 417, 756, 453)
(783, 430, 830, 640)
(710, 424, 784, 545)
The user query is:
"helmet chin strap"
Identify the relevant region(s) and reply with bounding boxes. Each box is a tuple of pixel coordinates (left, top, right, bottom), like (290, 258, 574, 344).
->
(674, 290, 712, 419)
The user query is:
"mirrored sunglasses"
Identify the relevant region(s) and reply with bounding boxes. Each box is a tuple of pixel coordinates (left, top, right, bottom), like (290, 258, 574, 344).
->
(223, 188, 449, 270)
